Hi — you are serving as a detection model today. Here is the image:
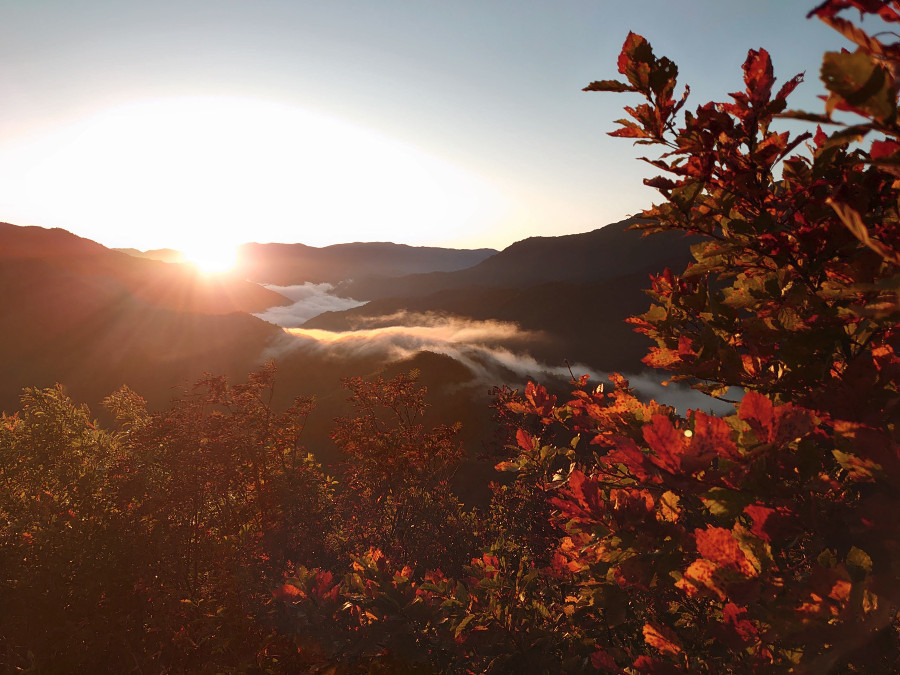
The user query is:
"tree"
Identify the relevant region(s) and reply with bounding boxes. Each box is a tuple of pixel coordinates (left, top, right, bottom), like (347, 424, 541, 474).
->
(331, 371, 479, 573)
(0, 386, 141, 671)
(496, 1, 900, 670)
(107, 362, 335, 670)
(271, 4, 899, 671)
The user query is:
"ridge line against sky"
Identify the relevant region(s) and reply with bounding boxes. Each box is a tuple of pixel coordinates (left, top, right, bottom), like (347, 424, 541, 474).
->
(0, 1, 844, 254)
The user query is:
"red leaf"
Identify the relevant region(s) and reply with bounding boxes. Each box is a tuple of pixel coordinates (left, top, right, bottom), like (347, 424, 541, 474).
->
(809, 1, 900, 23)
(743, 49, 775, 106)
(677, 559, 726, 600)
(554, 469, 607, 523)
(601, 436, 652, 482)
(677, 335, 694, 358)
(524, 381, 557, 419)
(644, 176, 678, 191)
(814, 125, 828, 147)
(689, 410, 739, 463)
(273, 583, 304, 600)
(739, 391, 775, 443)
(772, 404, 816, 445)
(695, 526, 758, 577)
(610, 122, 651, 139)
(631, 654, 683, 674)
(775, 72, 805, 101)
(723, 603, 759, 642)
(590, 649, 620, 672)
(643, 415, 685, 473)
(743, 504, 776, 542)
(516, 428, 534, 452)
(871, 139, 900, 159)
(642, 346, 682, 369)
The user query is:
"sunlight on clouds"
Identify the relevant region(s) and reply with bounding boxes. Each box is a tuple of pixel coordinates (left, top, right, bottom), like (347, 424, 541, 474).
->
(274, 312, 740, 413)
(0, 97, 508, 251)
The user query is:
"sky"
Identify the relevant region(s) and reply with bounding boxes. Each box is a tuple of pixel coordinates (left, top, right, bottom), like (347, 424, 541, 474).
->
(0, 1, 847, 258)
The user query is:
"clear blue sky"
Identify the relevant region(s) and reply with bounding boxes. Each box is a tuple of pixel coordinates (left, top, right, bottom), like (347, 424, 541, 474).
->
(0, 1, 846, 254)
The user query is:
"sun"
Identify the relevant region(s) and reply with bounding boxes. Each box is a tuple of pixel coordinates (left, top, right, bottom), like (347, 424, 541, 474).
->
(0, 96, 508, 251)
(181, 243, 239, 275)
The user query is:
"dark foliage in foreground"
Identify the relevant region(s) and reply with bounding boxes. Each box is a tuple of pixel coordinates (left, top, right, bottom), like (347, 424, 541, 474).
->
(1, 2, 899, 671)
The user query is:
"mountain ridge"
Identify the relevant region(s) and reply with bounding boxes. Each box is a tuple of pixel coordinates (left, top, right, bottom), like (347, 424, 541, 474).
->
(234, 240, 498, 286)
(334, 217, 694, 300)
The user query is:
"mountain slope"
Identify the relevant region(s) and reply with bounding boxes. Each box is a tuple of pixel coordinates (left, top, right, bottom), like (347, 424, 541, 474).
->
(0, 223, 287, 412)
(305, 269, 660, 373)
(335, 218, 693, 300)
(1, 223, 288, 315)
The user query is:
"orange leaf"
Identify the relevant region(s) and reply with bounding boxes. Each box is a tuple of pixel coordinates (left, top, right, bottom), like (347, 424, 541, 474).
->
(695, 526, 758, 577)
(643, 622, 682, 656)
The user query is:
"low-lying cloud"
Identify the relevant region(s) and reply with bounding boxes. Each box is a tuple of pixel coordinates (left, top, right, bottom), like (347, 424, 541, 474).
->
(276, 314, 575, 382)
(263, 310, 740, 414)
(254, 283, 367, 327)
(620, 372, 742, 416)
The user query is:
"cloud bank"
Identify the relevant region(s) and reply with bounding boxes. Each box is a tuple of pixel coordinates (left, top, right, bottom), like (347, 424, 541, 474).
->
(263, 310, 741, 414)
(253, 283, 367, 327)
(273, 314, 576, 384)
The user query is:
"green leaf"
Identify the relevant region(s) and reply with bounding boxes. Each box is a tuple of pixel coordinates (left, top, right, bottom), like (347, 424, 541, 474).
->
(818, 548, 838, 568)
(832, 449, 882, 481)
(821, 50, 895, 121)
(454, 613, 475, 637)
(777, 307, 803, 331)
(846, 546, 873, 582)
(702, 487, 751, 518)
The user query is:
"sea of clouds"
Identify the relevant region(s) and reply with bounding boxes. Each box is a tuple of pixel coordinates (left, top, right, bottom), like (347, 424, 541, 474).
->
(253, 286, 740, 414)
(253, 282, 368, 327)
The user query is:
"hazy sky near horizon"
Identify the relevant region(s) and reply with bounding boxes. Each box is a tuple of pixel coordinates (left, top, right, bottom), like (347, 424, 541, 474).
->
(0, 1, 846, 256)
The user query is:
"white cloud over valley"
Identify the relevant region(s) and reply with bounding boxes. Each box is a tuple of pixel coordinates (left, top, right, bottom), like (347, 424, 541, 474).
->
(253, 283, 368, 327)
(262, 309, 740, 414)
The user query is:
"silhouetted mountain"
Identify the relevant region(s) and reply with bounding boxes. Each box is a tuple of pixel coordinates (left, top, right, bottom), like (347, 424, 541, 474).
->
(0, 218, 695, 465)
(234, 240, 497, 286)
(335, 217, 692, 300)
(115, 247, 185, 263)
(0, 223, 289, 412)
(305, 272, 656, 373)
(1, 223, 288, 315)
(303, 219, 695, 372)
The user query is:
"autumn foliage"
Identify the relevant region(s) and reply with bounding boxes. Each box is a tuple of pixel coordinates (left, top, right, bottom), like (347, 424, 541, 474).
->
(1, 1, 899, 672)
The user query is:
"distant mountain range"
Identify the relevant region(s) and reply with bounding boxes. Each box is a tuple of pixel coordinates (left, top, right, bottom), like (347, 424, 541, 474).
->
(332, 217, 691, 300)
(303, 218, 694, 371)
(0, 218, 695, 467)
(233, 241, 497, 285)
(114, 247, 186, 264)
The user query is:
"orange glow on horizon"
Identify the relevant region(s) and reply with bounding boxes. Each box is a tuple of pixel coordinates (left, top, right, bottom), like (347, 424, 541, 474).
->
(0, 96, 509, 252)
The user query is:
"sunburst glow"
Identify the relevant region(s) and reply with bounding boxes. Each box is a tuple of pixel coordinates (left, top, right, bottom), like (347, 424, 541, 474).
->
(0, 97, 507, 252)
(181, 243, 239, 275)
